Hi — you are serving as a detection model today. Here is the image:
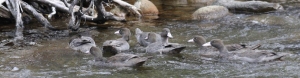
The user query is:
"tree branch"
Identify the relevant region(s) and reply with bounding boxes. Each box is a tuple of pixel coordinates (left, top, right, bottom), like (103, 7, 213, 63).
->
(112, 0, 141, 17)
(21, 1, 55, 30)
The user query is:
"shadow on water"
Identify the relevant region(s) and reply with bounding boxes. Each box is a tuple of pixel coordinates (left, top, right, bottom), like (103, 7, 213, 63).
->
(1, 0, 300, 77)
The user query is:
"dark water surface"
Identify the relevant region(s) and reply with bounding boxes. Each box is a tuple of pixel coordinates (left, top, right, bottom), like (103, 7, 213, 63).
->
(1, 0, 300, 77)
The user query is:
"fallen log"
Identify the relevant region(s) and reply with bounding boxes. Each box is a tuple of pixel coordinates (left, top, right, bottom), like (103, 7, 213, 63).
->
(21, 1, 55, 30)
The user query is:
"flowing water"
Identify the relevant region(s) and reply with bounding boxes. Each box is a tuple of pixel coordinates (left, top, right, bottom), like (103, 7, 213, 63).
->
(1, 0, 300, 77)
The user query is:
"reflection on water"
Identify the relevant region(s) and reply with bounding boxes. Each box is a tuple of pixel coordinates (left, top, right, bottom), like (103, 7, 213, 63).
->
(1, 0, 300, 77)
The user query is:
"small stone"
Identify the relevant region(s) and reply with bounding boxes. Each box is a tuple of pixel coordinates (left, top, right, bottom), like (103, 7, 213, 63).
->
(28, 42, 36, 45)
(11, 67, 19, 71)
(252, 21, 259, 24)
(82, 58, 88, 60)
(63, 65, 68, 67)
(98, 72, 111, 75)
(10, 56, 21, 58)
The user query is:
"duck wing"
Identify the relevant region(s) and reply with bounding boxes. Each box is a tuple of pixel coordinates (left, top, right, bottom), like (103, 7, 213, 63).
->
(107, 53, 152, 67)
(107, 53, 138, 62)
(233, 51, 288, 62)
(103, 39, 130, 56)
(69, 37, 95, 53)
(160, 43, 186, 54)
(225, 44, 261, 51)
(146, 42, 164, 53)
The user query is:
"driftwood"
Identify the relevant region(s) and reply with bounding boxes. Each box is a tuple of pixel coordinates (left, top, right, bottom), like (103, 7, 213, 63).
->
(1, 0, 141, 42)
(216, 0, 283, 13)
(21, 1, 54, 30)
(0, 6, 11, 18)
(0, 0, 10, 18)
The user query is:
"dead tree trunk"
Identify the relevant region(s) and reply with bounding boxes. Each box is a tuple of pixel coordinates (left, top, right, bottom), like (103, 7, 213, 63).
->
(6, 0, 24, 41)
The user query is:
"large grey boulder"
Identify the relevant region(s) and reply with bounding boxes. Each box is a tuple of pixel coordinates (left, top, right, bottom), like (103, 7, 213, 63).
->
(216, 0, 283, 13)
(192, 5, 229, 20)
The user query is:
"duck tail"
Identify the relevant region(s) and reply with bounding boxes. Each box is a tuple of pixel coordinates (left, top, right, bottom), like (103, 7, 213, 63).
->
(260, 52, 289, 62)
(162, 46, 186, 54)
(129, 56, 152, 67)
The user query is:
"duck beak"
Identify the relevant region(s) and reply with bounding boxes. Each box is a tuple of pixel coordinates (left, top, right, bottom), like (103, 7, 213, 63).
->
(187, 39, 194, 42)
(202, 42, 211, 46)
(114, 30, 121, 35)
(167, 32, 173, 38)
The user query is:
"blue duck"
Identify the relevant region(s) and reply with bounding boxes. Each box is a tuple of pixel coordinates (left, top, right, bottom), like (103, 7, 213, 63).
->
(135, 28, 161, 47)
(69, 35, 96, 54)
(188, 36, 261, 51)
(103, 28, 131, 56)
(203, 39, 288, 63)
(146, 28, 185, 54)
(89, 46, 152, 67)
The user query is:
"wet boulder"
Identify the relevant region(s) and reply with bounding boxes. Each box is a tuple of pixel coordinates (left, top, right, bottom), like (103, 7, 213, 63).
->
(216, 0, 283, 13)
(134, 0, 159, 16)
(192, 5, 229, 20)
(187, 0, 216, 6)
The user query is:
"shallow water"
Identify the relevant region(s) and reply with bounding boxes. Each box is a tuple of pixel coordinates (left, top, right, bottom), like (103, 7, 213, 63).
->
(1, 0, 300, 77)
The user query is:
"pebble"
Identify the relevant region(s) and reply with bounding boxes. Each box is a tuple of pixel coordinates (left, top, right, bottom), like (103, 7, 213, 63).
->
(98, 72, 112, 75)
(11, 67, 19, 71)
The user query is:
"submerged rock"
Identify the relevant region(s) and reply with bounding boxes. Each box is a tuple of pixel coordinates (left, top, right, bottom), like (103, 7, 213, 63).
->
(187, 0, 216, 5)
(11, 67, 19, 71)
(216, 0, 283, 13)
(192, 5, 229, 20)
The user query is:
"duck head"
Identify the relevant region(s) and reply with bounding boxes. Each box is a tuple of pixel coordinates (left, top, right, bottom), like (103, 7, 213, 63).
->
(188, 36, 206, 47)
(115, 28, 131, 41)
(203, 39, 228, 53)
(161, 28, 173, 38)
(145, 32, 157, 43)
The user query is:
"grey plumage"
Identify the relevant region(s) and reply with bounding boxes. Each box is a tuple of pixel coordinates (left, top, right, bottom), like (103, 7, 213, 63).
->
(146, 28, 185, 54)
(203, 39, 288, 63)
(90, 46, 151, 67)
(69, 36, 96, 53)
(135, 28, 161, 47)
(103, 28, 131, 56)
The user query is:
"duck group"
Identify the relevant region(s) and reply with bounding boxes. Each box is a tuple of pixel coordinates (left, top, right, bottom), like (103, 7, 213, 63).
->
(69, 27, 289, 68)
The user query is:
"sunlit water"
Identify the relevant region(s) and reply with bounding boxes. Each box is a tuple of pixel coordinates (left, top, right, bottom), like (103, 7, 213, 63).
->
(1, 0, 300, 77)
